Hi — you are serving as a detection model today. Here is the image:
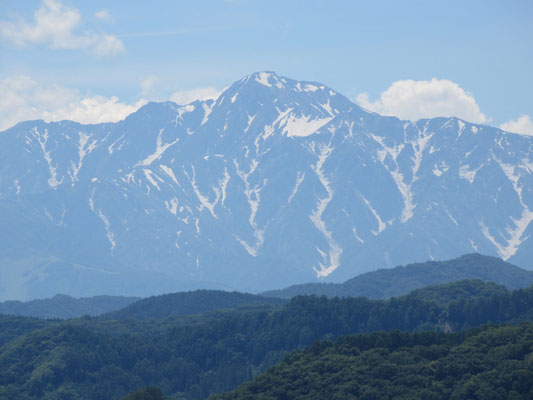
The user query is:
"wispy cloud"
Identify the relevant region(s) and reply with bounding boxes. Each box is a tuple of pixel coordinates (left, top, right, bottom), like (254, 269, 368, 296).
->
(356, 78, 488, 124)
(94, 10, 111, 22)
(0, 0, 124, 56)
(140, 75, 160, 98)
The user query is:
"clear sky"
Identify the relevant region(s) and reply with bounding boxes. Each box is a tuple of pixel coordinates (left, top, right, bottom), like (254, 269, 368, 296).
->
(1, 0, 532, 133)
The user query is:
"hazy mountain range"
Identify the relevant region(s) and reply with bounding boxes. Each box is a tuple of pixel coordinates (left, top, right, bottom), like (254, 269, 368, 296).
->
(1, 71, 532, 300)
(2, 253, 531, 319)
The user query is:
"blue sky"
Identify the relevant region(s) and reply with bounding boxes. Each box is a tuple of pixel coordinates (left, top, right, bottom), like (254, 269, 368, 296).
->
(0, 0, 532, 133)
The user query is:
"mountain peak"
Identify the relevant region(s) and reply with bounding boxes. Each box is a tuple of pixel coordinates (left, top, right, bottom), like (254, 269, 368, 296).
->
(238, 71, 340, 96)
(246, 71, 284, 88)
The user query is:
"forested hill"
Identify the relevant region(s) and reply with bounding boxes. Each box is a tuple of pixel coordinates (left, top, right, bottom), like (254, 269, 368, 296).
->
(262, 253, 533, 299)
(210, 323, 533, 400)
(0, 294, 140, 319)
(102, 290, 287, 320)
(1, 280, 532, 400)
(406, 279, 508, 305)
(0, 315, 54, 347)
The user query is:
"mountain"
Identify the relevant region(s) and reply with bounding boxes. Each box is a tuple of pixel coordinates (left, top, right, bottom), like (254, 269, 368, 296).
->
(0, 294, 140, 319)
(210, 324, 533, 400)
(102, 290, 286, 320)
(262, 253, 533, 299)
(1, 71, 533, 299)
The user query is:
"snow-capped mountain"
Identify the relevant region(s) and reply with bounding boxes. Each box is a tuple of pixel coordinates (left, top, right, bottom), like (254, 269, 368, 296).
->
(1, 71, 532, 300)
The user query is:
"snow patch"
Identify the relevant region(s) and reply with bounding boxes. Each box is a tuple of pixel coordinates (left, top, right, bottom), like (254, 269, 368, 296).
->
(255, 72, 272, 87)
(309, 142, 343, 277)
(520, 158, 533, 174)
(32, 127, 63, 188)
(262, 107, 292, 140)
(465, 145, 478, 159)
(457, 120, 465, 138)
(107, 134, 124, 155)
(321, 99, 335, 116)
(144, 169, 162, 190)
(185, 165, 230, 217)
(70, 131, 97, 182)
(480, 156, 533, 259)
(371, 124, 432, 223)
(220, 167, 230, 206)
(139, 128, 179, 167)
(245, 114, 255, 133)
(177, 104, 195, 119)
(89, 190, 116, 249)
(201, 101, 214, 125)
(288, 172, 305, 204)
(282, 114, 333, 137)
(234, 159, 266, 256)
(352, 226, 365, 243)
(184, 165, 220, 218)
(160, 165, 180, 186)
(444, 207, 458, 226)
(165, 197, 179, 216)
(432, 162, 449, 177)
(459, 164, 482, 184)
(361, 195, 386, 235)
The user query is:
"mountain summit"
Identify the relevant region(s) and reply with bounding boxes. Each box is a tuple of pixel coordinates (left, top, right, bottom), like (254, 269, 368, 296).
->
(1, 72, 532, 300)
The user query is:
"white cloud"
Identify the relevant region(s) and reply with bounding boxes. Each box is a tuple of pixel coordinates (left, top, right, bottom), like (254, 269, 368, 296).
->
(0, 75, 145, 131)
(92, 33, 124, 56)
(43, 96, 146, 125)
(0, 75, 225, 131)
(500, 115, 533, 136)
(94, 10, 111, 22)
(0, 0, 124, 56)
(170, 87, 221, 105)
(356, 78, 488, 124)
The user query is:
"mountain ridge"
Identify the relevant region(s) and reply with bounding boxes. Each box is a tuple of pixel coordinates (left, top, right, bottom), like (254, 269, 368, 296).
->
(261, 253, 533, 299)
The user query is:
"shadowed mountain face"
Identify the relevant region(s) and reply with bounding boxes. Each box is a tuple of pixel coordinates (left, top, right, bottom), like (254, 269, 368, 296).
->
(1, 71, 532, 300)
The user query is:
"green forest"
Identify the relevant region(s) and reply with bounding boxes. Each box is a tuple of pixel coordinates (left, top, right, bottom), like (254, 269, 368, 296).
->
(212, 323, 533, 400)
(1, 279, 532, 399)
